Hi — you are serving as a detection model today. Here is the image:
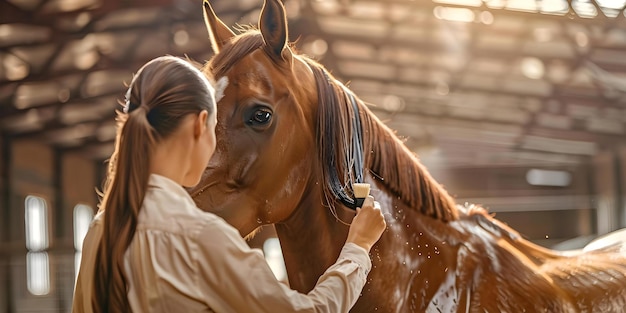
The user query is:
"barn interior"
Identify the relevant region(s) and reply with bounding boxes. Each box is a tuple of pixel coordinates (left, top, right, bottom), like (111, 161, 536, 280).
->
(1, 0, 626, 311)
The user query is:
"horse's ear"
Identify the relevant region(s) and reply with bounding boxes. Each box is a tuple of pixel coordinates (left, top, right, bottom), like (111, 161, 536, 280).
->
(203, 0, 235, 54)
(259, 0, 291, 61)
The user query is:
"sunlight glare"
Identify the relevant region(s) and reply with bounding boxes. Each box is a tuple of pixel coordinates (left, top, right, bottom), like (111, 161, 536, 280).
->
(433, 0, 482, 7)
(433, 6, 475, 23)
(27, 252, 50, 296)
(263, 238, 287, 281)
(25, 196, 48, 251)
(596, 0, 626, 9)
(526, 169, 572, 187)
(572, 0, 599, 18)
(540, 0, 569, 13)
(521, 57, 545, 80)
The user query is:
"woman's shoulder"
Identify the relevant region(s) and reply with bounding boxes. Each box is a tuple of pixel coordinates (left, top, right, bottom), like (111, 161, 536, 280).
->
(189, 213, 256, 265)
(193, 211, 240, 237)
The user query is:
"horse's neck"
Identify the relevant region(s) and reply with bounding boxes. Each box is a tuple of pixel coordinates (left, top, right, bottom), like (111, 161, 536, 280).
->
(274, 189, 353, 293)
(273, 177, 465, 311)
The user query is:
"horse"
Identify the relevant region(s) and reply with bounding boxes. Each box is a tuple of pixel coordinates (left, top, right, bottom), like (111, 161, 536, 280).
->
(190, 0, 626, 311)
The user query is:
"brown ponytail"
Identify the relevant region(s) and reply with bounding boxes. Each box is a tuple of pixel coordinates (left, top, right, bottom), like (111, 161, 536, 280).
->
(92, 56, 216, 312)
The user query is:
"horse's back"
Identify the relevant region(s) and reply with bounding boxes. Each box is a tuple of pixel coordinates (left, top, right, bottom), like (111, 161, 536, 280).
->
(461, 211, 626, 312)
(584, 228, 626, 252)
(535, 229, 626, 312)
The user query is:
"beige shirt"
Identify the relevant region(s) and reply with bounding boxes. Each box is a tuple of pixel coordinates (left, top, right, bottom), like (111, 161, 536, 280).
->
(72, 174, 371, 313)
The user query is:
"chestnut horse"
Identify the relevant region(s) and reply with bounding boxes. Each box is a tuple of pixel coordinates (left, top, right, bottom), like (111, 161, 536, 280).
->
(191, 0, 626, 311)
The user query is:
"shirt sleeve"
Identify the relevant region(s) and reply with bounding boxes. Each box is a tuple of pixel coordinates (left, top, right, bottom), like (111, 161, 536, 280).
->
(193, 218, 371, 313)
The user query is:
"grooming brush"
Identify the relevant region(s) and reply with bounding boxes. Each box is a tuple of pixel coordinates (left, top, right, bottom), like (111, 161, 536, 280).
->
(352, 183, 371, 209)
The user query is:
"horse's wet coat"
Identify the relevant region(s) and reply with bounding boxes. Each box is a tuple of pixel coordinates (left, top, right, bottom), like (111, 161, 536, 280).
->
(191, 1, 626, 311)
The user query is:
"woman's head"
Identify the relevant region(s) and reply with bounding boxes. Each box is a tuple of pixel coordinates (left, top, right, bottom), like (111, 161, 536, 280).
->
(93, 56, 217, 312)
(124, 55, 218, 186)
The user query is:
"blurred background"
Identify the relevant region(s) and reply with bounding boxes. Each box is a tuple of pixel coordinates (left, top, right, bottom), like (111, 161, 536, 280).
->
(1, 0, 626, 311)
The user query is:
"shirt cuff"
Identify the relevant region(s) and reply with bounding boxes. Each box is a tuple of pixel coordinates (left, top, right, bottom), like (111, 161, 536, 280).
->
(339, 243, 372, 275)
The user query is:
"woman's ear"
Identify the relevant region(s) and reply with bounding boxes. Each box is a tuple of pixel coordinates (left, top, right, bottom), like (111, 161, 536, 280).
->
(194, 110, 209, 139)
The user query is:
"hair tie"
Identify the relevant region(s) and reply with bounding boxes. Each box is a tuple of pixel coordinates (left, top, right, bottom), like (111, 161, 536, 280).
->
(123, 100, 150, 115)
(123, 85, 133, 113)
(138, 103, 150, 112)
(123, 84, 149, 115)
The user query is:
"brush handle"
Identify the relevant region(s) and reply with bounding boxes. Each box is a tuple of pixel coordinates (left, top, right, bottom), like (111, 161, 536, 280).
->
(354, 197, 366, 209)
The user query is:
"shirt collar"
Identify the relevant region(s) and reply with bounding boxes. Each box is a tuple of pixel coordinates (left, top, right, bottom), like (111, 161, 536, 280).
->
(148, 173, 195, 204)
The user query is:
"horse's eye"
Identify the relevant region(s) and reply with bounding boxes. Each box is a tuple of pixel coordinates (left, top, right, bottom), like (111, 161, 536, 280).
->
(249, 109, 272, 125)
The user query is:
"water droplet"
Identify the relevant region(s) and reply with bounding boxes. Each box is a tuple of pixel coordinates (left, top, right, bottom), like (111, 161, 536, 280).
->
(256, 218, 263, 224)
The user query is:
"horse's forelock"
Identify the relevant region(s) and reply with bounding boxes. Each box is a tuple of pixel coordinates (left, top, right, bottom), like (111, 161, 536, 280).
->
(207, 31, 265, 78)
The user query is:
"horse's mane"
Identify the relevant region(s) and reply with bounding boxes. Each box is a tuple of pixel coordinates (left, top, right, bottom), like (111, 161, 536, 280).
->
(305, 59, 459, 222)
(207, 31, 459, 222)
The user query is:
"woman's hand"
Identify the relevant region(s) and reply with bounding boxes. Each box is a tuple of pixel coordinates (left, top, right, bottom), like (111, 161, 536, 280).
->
(346, 196, 386, 252)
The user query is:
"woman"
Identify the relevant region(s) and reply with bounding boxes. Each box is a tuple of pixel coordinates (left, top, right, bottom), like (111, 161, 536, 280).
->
(72, 55, 386, 313)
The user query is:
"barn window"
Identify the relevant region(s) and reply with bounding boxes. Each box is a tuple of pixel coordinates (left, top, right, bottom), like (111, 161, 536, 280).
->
(73, 204, 94, 281)
(73, 204, 93, 251)
(26, 252, 50, 296)
(263, 238, 287, 282)
(24, 195, 50, 295)
(25, 196, 48, 251)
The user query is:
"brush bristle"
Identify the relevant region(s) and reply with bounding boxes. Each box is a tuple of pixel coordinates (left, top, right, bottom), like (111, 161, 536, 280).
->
(353, 183, 371, 199)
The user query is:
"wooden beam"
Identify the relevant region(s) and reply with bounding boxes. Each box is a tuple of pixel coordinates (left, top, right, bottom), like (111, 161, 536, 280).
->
(0, 47, 210, 117)
(363, 0, 626, 27)
(0, 0, 35, 25)
(342, 71, 623, 108)
(0, 90, 122, 134)
(79, 141, 114, 161)
(0, 0, 185, 25)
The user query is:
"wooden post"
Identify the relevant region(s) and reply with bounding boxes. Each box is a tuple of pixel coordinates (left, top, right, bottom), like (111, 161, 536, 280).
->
(617, 147, 626, 229)
(1, 134, 13, 313)
(591, 150, 620, 235)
